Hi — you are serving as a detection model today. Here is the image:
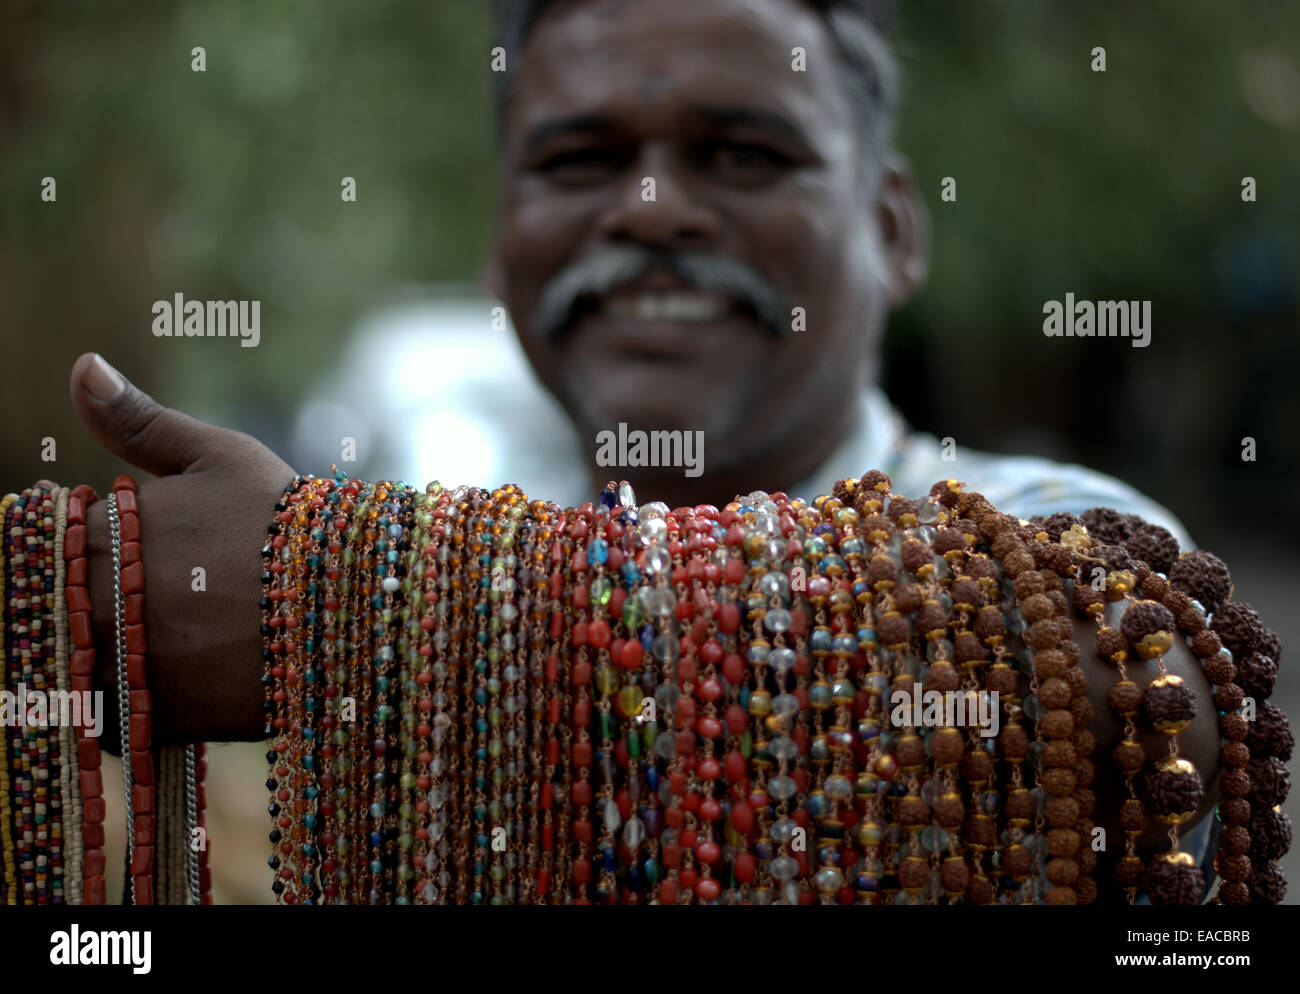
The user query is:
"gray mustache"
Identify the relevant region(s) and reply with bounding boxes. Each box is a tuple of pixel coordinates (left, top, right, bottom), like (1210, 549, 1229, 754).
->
(529, 245, 791, 340)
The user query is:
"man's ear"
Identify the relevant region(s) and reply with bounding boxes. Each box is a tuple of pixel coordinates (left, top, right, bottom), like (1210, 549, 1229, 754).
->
(874, 153, 930, 307)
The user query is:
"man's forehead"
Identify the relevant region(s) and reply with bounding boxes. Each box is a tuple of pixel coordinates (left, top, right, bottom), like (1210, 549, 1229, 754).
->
(506, 0, 848, 137)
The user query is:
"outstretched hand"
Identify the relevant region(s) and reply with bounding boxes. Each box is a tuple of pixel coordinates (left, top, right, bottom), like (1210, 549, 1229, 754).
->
(70, 353, 296, 746)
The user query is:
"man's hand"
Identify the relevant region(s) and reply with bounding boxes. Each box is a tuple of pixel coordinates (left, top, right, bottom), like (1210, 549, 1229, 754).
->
(70, 353, 296, 746)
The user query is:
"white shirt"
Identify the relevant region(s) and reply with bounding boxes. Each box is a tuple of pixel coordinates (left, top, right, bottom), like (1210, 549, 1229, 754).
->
(786, 384, 1194, 548)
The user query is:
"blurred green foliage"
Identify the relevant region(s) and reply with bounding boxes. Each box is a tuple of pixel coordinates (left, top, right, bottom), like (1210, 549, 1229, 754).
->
(2, 0, 497, 474)
(899, 0, 1300, 322)
(887, 0, 1300, 544)
(1, 0, 1298, 545)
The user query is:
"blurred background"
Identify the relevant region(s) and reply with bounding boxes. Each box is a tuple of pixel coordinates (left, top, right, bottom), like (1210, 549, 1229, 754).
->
(1, 0, 1297, 902)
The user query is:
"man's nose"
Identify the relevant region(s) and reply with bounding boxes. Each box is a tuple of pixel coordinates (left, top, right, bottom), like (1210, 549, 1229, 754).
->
(595, 144, 720, 250)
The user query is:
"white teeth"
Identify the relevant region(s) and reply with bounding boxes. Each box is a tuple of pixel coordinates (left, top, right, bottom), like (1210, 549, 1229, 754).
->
(602, 292, 730, 322)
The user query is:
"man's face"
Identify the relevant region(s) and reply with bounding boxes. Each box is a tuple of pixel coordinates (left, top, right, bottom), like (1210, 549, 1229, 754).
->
(492, 0, 901, 474)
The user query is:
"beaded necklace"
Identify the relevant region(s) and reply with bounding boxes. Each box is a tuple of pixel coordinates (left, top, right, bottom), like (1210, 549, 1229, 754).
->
(267, 477, 313, 903)
(406, 483, 438, 903)
(563, 503, 593, 903)
(243, 471, 1292, 906)
(549, 508, 577, 903)
(15, 487, 45, 902)
(1015, 525, 1091, 904)
(1086, 553, 1147, 900)
(38, 486, 63, 903)
(1124, 579, 1205, 901)
(516, 499, 547, 902)
(609, 495, 642, 902)
(730, 496, 784, 903)
(721, 500, 762, 903)
(341, 476, 373, 903)
(827, 500, 868, 904)
(448, 486, 474, 903)
(502, 486, 529, 904)
(262, 476, 296, 902)
(675, 506, 717, 903)
(482, 484, 521, 904)
(287, 477, 321, 904)
(446, 487, 475, 904)
(428, 482, 461, 904)
(0, 494, 17, 904)
(614, 498, 650, 898)
(302, 477, 334, 904)
(50, 486, 73, 903)
(472, 487, 504, 904)
(942, 498, 999, 906)
(6, 492, 28, 900)
(357, 482, 388, 902)
(656, 505, 687, 905)
(689, 501, 740, 905)
(800, 494, 840, 903)
(905, 506, 953, 905)
(384, 481, 420, 905)
(434, 487, 467, 904)
(589, 504, 625, 902)
(941, 497, 1006, 902)
(502, 489, 530, 905)
(841, 478, 889, 904)
(463, 487, 494, 904)
(941, 493, 1009, 905)
(1190, 597, 1257, 904)
(316, 473, 352, 902)
(62, 485, 104, 906)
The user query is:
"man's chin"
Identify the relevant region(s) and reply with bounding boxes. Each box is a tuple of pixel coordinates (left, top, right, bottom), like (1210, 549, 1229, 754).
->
(551, 355, 764, 472)
(576, 391, 729, 437)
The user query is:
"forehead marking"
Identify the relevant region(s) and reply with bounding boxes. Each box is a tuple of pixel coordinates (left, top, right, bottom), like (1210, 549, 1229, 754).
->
(638, 74, 673, 100)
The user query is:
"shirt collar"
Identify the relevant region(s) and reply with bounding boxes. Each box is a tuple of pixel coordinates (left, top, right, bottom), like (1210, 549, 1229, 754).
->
(784, 384, 910, 503)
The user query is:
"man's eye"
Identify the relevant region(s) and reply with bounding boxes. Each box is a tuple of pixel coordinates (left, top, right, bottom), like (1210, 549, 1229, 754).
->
(536, 148, 622, 183)
(701, 142, 791, 184)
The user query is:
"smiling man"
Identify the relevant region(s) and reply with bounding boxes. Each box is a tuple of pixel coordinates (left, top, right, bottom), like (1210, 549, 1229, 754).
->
(483, 0, 1191, 547)
(490, 0, 909, 511)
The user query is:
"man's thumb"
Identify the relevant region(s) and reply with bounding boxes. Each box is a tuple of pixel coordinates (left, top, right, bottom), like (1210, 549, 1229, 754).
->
(70, 353, 210, 477)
